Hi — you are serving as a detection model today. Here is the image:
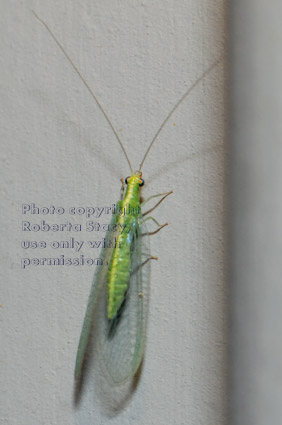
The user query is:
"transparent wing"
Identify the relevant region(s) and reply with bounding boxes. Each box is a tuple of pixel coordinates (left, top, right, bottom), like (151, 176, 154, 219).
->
(74, 214, 119, 380)
(97, 217, 151, 385)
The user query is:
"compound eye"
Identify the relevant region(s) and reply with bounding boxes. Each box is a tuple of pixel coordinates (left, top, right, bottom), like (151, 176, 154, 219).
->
(125, 176, 130, 184)
(139, 179, 144, 187)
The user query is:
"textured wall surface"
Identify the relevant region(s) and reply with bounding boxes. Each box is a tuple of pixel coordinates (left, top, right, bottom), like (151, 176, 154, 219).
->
(1, 1, 227, 424)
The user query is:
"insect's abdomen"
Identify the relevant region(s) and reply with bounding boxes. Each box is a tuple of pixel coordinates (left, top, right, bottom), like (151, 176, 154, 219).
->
(107, 228, 131, 319)
(107, 194, 141, 319)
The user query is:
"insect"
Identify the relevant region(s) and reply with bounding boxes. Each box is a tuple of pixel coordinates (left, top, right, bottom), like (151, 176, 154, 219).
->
(33, 11, 221, 385)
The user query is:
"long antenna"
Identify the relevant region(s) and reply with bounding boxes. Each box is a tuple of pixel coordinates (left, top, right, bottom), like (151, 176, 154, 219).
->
(32, 11, 133, 174)
(139, 57, 222, 171)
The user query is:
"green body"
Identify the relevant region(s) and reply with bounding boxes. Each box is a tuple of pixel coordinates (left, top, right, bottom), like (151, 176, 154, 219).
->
(74, 170, 150, 383)
(107, 172, 142, 319)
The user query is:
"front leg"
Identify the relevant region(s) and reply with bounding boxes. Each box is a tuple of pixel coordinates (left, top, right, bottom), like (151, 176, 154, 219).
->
(142, 190, 173, 216)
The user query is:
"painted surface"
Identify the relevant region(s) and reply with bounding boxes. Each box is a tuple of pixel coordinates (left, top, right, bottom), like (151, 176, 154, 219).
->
(0, 1, 227, 424)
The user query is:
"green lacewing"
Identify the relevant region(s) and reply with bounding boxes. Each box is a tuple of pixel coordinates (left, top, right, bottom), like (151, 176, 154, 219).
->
(33, 11, 221, 385)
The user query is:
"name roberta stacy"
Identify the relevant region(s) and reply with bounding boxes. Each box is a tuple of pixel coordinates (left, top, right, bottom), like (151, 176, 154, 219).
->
(22, 221, 129, 233)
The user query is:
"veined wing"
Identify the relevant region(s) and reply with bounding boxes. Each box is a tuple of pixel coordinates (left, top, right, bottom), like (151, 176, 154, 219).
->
(74, 213, 119, 380)
(97, 216, 151, 385)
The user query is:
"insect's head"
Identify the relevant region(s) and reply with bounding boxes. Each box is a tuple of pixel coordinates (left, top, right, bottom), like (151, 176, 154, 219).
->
(125, 171, 144, 187)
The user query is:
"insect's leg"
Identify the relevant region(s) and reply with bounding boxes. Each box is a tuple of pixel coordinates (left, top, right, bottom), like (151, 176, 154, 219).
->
(141, 190, 172, 207)
(142, 216, 166, 227)
(131, 255, 158, 278)
(142, 216, 168, 236)
(120, 178, 125, 199)
(142, 190, 173, 216)
(141, 254, 158, 261)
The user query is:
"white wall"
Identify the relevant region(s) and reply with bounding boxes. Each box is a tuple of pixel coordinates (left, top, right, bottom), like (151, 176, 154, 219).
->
(0, 1, 227, 424)
(231, 1, 282, 424)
